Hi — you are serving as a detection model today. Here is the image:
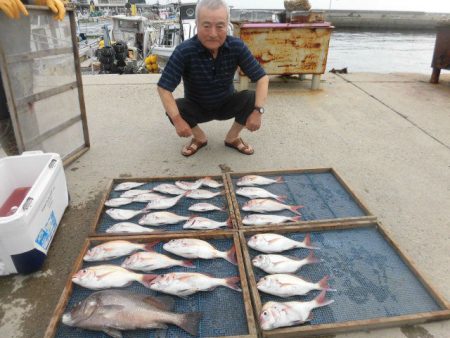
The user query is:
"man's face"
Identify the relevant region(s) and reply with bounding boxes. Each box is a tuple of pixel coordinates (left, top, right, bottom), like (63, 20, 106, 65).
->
(196, 6, 228, 53)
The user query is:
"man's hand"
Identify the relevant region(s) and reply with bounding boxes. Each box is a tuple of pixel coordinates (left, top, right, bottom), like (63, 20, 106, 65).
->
(35, 0, 65, 21)
(0, 0, 28, 19)
(246, 110, 262, 132)
(172, 114, 193, 138)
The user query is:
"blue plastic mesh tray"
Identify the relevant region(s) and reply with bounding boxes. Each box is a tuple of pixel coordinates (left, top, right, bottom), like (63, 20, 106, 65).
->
(243, 226, 444, 329)
(230, 170, 372, 226)
(93, 176, 234, 235)
(53, 237, 251, 337)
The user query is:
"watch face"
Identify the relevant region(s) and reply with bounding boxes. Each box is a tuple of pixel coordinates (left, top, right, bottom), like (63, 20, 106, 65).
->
(255, 107, 264, 114)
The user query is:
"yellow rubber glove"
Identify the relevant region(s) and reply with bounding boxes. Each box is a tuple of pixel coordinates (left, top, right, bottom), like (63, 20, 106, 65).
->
(35, 0, 65, 21)
(0, 0, 28, 19)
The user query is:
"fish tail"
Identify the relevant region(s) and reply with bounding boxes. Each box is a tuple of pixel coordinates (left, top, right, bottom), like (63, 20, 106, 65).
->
(290, 205, 304, 215)
(318, 275, 336, 291)
(178, 311, 202, 336)
(276, 195, 287, 202)
(314, 290, 335, 308)
(143, 241, 159, 251)
(182, 260, 196, 268)
(224, 276, 242, 291)
(139, 274, 158, 288)
(302, 233, 320, 250)
(291, 216, 302, 222)
(225, 244, 238, 265)
(305, 250, 321, 264)
(275, 176, 284, 183)
(226, 218, 233, 229)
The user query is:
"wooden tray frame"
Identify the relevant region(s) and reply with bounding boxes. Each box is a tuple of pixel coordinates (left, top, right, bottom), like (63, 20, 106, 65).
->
(44, 231, 257, 338)
(225, 168, 376, 229)
(89, 174, 239, 236)
(238, 220, 450, 337)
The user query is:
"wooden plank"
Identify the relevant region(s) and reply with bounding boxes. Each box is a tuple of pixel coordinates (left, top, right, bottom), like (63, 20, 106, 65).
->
(222, 172, 240, 230)
(376, 222, 450, 310)
(239, 222, 450, 338)
(44, 239, 89, 338)
(23, 115, 82, 149)
(88, 179, 114, 236)
(62, 145, 89, 167)
(69, 10, 90, 149)
(262, 310, 450, 337)
(5, 47, 73, 64)
(15, 81, 78, 107)
(45, 232, 256, 338)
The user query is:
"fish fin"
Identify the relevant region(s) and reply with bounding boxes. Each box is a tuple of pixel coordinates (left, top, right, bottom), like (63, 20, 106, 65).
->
(221, 205, 227, 211)
(144, 241, 159, 251)
(96, 305, 125, 317)
(103, 328, 123, 338)
(178, 311, 202, 336)
(189, 214, 199, 219)
(276, 195, 287, 202)
(225, 245, 238, 265)
(182, 260, 196, 268)
(225, 276, 242, 291)
(318, 275, 337, 291)
(290, 215, 302, 222)
(314, 290, 335, 307)
(290, 205, 304, 216)
(302, 233, 320, 250)
(275, 176, 284, 183)
(139, 274, 158, 288)
(226, 218, 233, 229)
(144, 296, 175, 311)
(306, 313, 313, 322)
(305, 250, 321, 264)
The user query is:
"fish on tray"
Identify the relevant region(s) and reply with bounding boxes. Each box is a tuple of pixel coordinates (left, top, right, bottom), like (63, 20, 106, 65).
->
(138, 211, 189, 226)
(122, 251, 195, 272)
(236, 187, 286, 201)
(120, 189, 152, 198)
(243, 214, 301, 226)
(163, 239, 237, 265)
(131, 192, 167, 202)
(149, 272, 241, 297)
(259, 290, 334, 330)
(72, 265, 157, 290)
(105, 208, 148, 221)
(257, 274, 336, 297)
(152, 183, 186, 195)
(175, 180, 203, 191)
(104, 197, 133, 208)
(184, 189, 223, 199)
(236, 175, 283, 187)
(242, 199, 303, 215)
(106, 222, 160, 234)
(188, 202, 224, 212)
(198, 177, 223, 188)
(183, 216, 232, 230)
(114, 182, 146, 191)
(247, 233, 319, 253)
(62, 289, 202, 336)
(83, 240, 158, 262)
(145, 194, 184, 210)
(252, 251, 320, 274)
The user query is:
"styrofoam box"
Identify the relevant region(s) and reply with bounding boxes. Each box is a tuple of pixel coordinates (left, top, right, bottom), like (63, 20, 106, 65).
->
(0, 151, 68, 275)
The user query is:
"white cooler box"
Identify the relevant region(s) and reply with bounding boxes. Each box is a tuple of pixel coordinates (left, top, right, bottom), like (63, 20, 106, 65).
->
(0, 152, 68, 275)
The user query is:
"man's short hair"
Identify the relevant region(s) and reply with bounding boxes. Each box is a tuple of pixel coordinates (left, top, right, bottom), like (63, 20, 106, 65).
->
(195, 0, 230, 23)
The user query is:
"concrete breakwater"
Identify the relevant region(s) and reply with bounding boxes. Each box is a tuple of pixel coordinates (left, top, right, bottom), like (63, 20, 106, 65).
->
(230, 9, 450, 30)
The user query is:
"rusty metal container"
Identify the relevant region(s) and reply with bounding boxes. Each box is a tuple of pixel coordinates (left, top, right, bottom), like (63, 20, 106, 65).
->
(430, 22, 450, 83)
(236, 22, 333, 89)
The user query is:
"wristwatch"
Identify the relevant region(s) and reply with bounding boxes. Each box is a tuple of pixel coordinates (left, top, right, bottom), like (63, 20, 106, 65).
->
(254, 106, 265, 114)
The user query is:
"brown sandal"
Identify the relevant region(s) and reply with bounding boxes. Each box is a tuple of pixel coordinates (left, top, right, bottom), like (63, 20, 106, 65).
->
(181, 138, 208, 157)
(224, 138, 254, 155)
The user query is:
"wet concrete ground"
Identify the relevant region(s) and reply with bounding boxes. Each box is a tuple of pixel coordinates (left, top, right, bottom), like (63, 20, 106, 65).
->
(0, 72, 449, 338)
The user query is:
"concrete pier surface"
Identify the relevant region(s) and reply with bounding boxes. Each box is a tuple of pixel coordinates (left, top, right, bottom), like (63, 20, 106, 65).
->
(0, 72, 449, 337)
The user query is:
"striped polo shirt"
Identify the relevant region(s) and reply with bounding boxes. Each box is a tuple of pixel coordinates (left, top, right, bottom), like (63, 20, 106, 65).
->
(157, 35, 266, 108)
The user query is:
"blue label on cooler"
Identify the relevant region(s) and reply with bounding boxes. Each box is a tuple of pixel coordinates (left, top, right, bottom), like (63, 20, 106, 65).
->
(35, 211, 58, 251)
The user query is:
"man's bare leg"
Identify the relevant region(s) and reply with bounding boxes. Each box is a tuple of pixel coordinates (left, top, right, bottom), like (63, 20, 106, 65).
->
(224, 121, 254, 154)
(182, 125, 208, 156)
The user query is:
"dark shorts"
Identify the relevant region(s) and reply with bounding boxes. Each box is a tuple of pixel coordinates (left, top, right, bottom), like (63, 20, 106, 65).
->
(168, 90, 256, 128)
